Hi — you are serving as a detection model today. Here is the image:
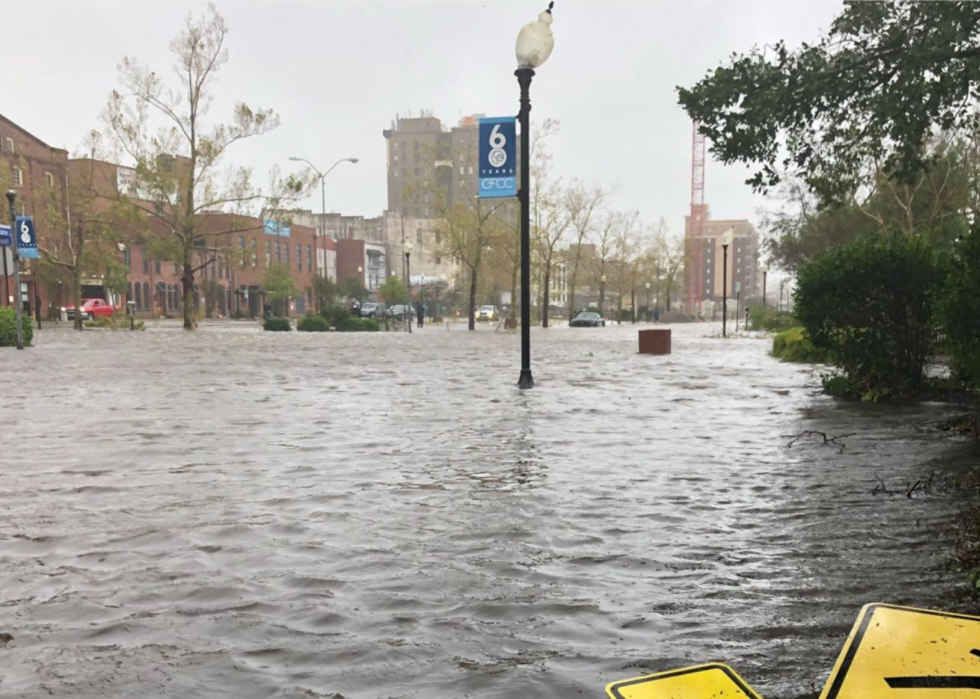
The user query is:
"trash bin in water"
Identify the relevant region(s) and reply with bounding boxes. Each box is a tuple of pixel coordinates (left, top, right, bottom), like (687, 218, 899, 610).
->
(638, 329, 671, 355)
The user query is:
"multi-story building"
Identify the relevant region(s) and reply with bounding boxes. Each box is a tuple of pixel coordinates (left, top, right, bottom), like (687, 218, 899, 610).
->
(382, 112, 482, 218)
(0, 113, 69, 317)
(684, 217, 759, 307)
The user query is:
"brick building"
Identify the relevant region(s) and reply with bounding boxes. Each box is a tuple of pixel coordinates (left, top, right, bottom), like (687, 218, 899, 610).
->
(0, 113, 69, 318)
(684, 217, 760, 307)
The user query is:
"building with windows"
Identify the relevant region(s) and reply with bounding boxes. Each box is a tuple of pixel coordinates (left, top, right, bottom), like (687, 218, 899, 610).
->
(0, 113, 69, 316)
(684, 217, 760, 307)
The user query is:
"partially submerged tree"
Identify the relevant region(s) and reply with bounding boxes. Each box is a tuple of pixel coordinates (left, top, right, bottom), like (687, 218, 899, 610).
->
(262, 263, 298, 316)
(103, 4, 290, 330)
(564, 181, 606, 319)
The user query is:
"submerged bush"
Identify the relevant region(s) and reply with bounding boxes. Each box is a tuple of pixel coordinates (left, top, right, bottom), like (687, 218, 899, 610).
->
(0, 307, 33, 346)
(771, 327, 830, 363)
(297, 313, 330, 332)
(263, 316, 291, 332)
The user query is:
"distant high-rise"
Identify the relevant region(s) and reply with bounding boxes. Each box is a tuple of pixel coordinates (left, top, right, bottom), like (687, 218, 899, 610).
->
(684, 218, 760, 304)
(382, 112, 482, 217)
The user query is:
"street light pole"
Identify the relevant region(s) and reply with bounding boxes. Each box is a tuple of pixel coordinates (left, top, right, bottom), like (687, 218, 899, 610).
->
(722, 229, 733, 338)
(645, 282, 651, 322)
(288, 156, 359, 313)
(403, 243, 412, 334)
(514, 2, 554, 389)
(5, 190, 24, 349)
(761, 264, 769, 308)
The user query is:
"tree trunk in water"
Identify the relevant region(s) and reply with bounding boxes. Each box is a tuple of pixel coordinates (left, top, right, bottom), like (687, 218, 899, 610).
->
(183, 245, 197, 330)
(72, 267, 83, 331)
(666, 290, 671, 312)
(542, 266, 551, 328)
(468, 268, 477, 331)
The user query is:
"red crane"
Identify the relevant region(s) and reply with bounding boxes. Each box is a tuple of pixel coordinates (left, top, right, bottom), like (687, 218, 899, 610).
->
(688, 122, 707, 315)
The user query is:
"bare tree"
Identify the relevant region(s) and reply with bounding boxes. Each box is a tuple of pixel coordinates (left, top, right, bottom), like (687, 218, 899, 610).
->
(564, 181, 607, 321)
(101, 4, 290, 330)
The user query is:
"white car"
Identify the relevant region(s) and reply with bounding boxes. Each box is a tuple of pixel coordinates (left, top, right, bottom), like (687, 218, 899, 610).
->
(476, 305, 498, 322)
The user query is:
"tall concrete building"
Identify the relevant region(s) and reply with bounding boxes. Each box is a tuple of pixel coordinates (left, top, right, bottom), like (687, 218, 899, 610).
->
(684, 217, 760, 306)
(382, 112, 481, 218)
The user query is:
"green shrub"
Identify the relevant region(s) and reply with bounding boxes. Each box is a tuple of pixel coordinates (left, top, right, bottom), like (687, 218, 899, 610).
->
(0, 307, 32, 346)
(937, 226, 980, 388)
(771, 326, 831, 363)
(297, 313, 330, 332)
(342, 317, 381, 332)
(263, 316, 291, 332)
(320, 304, 352, 329)
(747, 303, 798, 332)
(84, 315, 145, 331)
(795, 232, 936, 401)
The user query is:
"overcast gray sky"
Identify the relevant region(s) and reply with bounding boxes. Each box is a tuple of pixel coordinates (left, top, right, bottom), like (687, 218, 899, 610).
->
(3, 1, 842, 238)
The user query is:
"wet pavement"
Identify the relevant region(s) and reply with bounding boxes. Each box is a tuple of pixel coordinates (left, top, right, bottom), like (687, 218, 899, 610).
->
(0, 321, 976, 699)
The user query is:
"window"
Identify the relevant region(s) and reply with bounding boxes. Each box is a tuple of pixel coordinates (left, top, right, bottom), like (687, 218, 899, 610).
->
(459, 166, 464, 175)
(394, 155, 399, 162)
(123, 248, 132, 268)
(284, 243, 289, 267)
(226, 257, 231, 280)
(435, 231, 442, 246)
(435, 255, 442, 265)
(276, 241, 282, 264)
(239, 236, 246, 265)
(12, 166, 22, 187)
(142, 254, 149, 274)
(251, 238, 258, 267)
(4, 137, 13, 154)
(217, 257, 223, 278)
(266, 240, 272, 268)
(307, 245, 312, 272)
(135, 282, 142, 310)
(154, 260, 161, 275)
(143, 282, 150, 311)
(468, 166, 474, 175)
(393, 142, 399, 151)
(174, 262, 180, 276)
(296, 244, 302, 271)
(128, 283, 133, 306)
(394, 169, 399, 178)
(44, 172, 55, 187)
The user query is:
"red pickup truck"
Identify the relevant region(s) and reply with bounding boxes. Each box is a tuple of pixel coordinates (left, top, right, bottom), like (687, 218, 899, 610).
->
(62, 298, 119, 321)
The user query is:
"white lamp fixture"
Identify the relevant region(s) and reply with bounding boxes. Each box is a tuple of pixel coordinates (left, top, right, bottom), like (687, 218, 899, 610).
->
(516, 2, 555, 69)
(722, 229, 734, 247)
(761, 263, 769, 272)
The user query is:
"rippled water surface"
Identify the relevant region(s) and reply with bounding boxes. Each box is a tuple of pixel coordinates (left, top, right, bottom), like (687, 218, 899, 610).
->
(0, 321, 975, 699)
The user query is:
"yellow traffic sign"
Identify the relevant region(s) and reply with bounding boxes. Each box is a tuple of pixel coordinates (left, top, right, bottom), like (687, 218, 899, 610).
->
(820, 603, 980, 698)
(606, 663, 763, 699)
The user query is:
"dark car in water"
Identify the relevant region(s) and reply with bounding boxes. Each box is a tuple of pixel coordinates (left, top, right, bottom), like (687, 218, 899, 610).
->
(570, 311, 605, 327)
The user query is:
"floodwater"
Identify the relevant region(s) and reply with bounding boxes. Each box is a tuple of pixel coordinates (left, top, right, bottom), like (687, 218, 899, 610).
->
(0, 321, 976, 699)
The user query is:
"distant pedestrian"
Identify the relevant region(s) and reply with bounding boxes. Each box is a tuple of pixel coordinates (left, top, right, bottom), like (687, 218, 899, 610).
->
(417, 302, 424, 328)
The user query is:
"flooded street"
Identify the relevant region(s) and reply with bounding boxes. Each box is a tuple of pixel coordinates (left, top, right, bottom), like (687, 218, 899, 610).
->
(0, 322, 975, 699)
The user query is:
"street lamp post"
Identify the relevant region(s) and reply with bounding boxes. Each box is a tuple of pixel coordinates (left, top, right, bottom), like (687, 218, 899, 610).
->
(403, 243, 412, 334)
(288, 156, 358, 312)
(645, 282, 651, 322)
(722, 229, 733, 338)
(5, 190, 24, 349)
(514, 2, 555, 389)
(761, 263, 769, 308)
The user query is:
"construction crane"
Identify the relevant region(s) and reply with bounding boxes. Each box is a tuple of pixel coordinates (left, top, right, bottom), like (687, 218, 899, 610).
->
(688, 122, 707, 315)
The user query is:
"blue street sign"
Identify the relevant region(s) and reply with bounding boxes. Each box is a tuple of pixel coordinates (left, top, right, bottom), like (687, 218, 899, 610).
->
(15, 217, 38, 259)
(0, 224, 10, 247)
(478, 116, 517, 198)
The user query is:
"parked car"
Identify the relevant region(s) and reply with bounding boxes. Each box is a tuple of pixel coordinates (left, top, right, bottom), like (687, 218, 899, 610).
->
(476, 305, 498, 322)
(570, 311, 605, 327)
(386, 304, 414, 321)
(359, 302, 380, 318)
(62, 298, 118, 321)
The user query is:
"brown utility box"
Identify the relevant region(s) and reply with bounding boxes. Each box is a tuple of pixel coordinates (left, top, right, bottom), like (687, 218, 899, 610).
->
(638, 329, 671, 355)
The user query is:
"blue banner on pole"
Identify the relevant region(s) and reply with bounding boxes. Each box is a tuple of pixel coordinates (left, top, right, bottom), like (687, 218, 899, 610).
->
(0, 224, 10, 247)
(478, 116, 517, 198)
(15, 217, 38, 259)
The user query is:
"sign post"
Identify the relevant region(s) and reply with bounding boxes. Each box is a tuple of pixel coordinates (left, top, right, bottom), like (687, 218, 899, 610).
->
(0, 224, 10, 307)
(4, 192, 24, 348)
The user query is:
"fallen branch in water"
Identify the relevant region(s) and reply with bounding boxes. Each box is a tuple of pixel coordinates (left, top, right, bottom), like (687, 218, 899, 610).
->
(786, 430, 856, 454)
